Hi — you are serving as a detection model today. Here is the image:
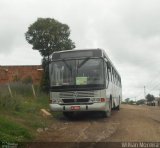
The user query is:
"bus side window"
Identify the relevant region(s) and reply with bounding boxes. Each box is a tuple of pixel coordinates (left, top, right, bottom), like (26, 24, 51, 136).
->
(107, 62, 111, 82)
(116, 73, 118, 85)
(110, 67, 112, 82)
(108, 69, 111, 81)
(113, 69, 115, 84)
(117, 77, 119, 87)
(120, 78, 122, 87)
(105, 62, 109, 86)
(112, 69, 114, 83)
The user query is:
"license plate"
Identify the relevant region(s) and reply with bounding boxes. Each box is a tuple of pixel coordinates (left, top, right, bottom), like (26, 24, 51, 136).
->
(71, 106, 80, 110)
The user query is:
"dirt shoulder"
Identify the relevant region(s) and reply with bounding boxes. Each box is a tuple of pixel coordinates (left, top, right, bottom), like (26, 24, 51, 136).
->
(36, 104, 160, 142)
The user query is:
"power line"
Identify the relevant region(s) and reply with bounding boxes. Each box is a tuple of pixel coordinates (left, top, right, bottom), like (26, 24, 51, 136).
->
(136, 71, 160, 99)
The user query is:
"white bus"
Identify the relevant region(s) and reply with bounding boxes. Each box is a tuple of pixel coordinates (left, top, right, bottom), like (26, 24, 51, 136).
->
(49, 49, 122, 118)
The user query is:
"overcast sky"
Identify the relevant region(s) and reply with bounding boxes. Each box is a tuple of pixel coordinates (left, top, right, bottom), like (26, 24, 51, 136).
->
(1, 0, 160, 99)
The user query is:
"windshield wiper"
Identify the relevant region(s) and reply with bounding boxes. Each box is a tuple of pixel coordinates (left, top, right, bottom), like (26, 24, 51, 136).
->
(77, 58, 90, 68)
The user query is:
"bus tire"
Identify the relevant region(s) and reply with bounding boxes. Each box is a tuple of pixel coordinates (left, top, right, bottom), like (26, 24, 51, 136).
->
(116, 97, 121, 110)
(103, 100, 111, 117)
(116, 105, 120, 110)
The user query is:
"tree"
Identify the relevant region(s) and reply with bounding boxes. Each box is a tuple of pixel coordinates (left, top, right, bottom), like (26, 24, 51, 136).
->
(129, 100, 135, 105)
(136, 99, 145, 105)
(146, 94, 155, 102)
(25, 18, 75, 91)
(125, 98, 130, 103)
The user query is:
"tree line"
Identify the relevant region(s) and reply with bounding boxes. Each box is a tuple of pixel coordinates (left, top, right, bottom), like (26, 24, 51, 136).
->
(124, 93, 156, 105)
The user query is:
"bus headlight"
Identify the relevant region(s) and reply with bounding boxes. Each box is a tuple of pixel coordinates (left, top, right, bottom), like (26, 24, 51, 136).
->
(90, 98, 101, 103)
(52, 99, 57, 103)
(96, 98, 101, 102)
(58, 99, 62, 104)
(51, 99, 62, 104)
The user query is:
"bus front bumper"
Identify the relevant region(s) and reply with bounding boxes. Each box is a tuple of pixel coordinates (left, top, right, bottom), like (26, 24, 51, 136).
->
(49, 103, 108, 112)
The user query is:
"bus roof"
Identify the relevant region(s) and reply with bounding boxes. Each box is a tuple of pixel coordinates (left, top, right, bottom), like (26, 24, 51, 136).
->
(51, 48, 120, 77)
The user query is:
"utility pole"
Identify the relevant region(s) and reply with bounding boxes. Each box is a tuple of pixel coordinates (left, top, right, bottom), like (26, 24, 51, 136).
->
(144, 86, 146, 99)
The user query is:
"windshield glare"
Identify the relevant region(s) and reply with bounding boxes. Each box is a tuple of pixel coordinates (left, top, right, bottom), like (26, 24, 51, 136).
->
(50, 58, 104, 87)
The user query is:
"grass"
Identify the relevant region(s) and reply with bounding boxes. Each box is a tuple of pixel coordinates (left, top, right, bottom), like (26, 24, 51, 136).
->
(0, 83, 52, 142)
(0, 116, 32, 142)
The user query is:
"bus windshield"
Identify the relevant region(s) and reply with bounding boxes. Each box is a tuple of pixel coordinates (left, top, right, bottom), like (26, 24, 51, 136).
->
(50, 58, 104, 88)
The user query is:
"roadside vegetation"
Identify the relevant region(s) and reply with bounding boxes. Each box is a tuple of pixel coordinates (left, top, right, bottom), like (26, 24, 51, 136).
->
(0, 83, 51, 142)
(122, 98, 145, 105)
(122, 98, 137, 105)
(123, 93, 157, 106)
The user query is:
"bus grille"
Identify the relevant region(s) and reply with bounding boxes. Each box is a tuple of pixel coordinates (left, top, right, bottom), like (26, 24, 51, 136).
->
(59, 91, 95, 99)
(62, 98, 90, 103)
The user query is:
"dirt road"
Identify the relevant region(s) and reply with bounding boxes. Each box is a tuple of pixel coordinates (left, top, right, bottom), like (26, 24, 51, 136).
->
(37, 105, 160, 142)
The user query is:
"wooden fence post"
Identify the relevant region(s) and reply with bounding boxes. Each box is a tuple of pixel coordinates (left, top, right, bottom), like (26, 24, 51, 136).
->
(7, 84, 13, 97)
(32, 84, 36, 98)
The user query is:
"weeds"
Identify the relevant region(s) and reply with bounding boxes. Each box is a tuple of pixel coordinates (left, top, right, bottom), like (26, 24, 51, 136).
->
(0, 83, 50, 142)
(0, 116, 32, 142)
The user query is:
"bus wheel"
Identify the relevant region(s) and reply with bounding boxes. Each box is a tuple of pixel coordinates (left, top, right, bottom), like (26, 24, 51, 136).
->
(63, 112, 74, 118)
(116, 105, 120, 110)
(116, 98, 121, 110)
(103, 100, 111, 118)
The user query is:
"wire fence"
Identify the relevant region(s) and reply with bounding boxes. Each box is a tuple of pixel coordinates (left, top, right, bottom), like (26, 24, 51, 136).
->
(0, 82, 46, 111)
(0, 82, 40, 98)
